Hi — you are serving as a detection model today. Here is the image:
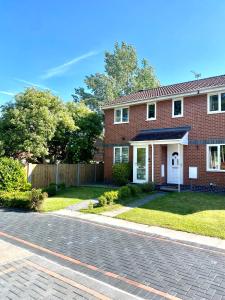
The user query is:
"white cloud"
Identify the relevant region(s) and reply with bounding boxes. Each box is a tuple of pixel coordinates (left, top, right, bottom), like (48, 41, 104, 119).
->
(0, 91, 15, 96)
(41, 50, 99, 79)
(14, 78, 57, 93)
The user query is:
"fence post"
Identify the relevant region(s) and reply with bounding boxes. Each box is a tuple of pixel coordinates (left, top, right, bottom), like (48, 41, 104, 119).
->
(27, 163, 32, 183)
(77, 163, 80, 186)
(56, 161, 60, 190)
(94, 164, 97, 183)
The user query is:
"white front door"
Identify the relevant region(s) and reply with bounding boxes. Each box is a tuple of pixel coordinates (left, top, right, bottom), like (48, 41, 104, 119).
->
(167, 144, 183, 184)
(133, 146, 148, 183)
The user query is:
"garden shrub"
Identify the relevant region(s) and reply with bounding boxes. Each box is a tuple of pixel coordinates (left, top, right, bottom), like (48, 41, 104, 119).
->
(88, 201, 94, 210)
(103, 190, 119, 205)
(118, 185, 131, 199)
(57, 183, 66, 190)
(98, 195, 107, 207)
(127, 184, 142, 196)
(0, 157, 28, 191)
(0, 189, 46, 211)
(139, 182, 155, 193)
(29, 188, 47, 211)
(112, 163, 131, 186)
(44, 183, 57, 196)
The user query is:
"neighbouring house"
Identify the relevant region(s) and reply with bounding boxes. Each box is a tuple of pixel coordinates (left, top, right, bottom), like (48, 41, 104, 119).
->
(102, 74, 225, 191)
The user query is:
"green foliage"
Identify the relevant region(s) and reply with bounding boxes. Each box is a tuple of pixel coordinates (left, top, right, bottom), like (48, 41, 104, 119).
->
(44, 183, 57, 196)
(118, 186, 131, 199)
(112, 163, 131, 186)
(0, 157, 28, 191)
(72, 41, 159, 110)
(98, 195, 107, 207)
(127, 184, 142, 196)
(0, 88, 73, 160)
(29, 188, 47, 211)
(88, 201, 94, 210)
(139, 182, 155, 193)
(0, 189, 46, 211)
(103, 190, 119, 205)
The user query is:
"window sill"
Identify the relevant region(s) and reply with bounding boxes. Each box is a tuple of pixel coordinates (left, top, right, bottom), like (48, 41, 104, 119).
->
(146, 118, 156, 121)
(207, 110, 225, 115)
(206, 169, 225, 173)
(172, 115, 183, 118)
(113, 121, 129, 125)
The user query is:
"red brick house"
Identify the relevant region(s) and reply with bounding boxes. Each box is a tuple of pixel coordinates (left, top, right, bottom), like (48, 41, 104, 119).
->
(102, 75, 225, 191)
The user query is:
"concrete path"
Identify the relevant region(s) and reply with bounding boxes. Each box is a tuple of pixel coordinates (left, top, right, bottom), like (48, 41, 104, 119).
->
(67, 199, 98, 211)
(2, 209, 225, 299)
(101, 192, 165, 217)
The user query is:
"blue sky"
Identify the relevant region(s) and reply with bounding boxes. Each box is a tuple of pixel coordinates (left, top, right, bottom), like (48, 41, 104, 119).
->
(0, 0, 225, 104)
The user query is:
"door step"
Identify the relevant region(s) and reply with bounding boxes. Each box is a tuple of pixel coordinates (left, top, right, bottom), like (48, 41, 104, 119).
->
(159, 185, 178, 192)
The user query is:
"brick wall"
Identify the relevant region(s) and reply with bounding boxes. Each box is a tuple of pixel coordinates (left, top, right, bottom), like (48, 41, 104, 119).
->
(104, 94, 225, 187)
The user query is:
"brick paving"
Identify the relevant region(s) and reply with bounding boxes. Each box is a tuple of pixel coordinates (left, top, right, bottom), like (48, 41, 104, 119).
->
(1, 209, 225, 299)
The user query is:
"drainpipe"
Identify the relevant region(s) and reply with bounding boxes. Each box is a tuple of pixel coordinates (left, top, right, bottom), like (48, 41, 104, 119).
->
(152, 144, 154, 183)
(178, 143, 181, 192)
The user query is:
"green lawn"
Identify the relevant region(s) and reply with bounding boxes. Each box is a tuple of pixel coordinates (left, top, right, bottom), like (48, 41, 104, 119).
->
(41, 186, 112, 212)
(117, 192, 225, 239)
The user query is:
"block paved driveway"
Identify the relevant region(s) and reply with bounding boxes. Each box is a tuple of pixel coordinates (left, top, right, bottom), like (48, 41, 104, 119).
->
(1, 209, 225, 300)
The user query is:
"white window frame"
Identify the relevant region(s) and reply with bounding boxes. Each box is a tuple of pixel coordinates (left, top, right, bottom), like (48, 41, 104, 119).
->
(172, 98, 183, 118)
(114, 107, 129, 124)
(113, 146, 129, 164)
(207, 92, 225, 114)
(146, 102, 156, 121)
(206, 144, 225, 172)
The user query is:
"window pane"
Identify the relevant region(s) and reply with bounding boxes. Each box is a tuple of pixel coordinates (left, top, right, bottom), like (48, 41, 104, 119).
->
(122, 147, 129, 163)
(209, 95, 219, 111)
(174, 100, 182, 116)
(209, 146, 219, 170)
(220, 145, 225, 170)
(221, 93, 225, 111)
(148, 104, 155, 119)
(115, 109, 121, 123)
(122, 108, 128, 122)
(114, 148, 121, 163)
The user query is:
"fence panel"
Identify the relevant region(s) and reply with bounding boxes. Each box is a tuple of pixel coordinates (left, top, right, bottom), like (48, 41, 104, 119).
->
(27, 163, 104, 188)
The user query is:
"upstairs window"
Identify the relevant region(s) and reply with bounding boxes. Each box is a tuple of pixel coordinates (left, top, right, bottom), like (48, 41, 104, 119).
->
(114, 146, 129, 164)
(147, 103, 156, 120)
(207, 144, 225, 171)
(208, 92, 225, 114)
(114, 107, 129, 123)
(172, 98, 183, 117)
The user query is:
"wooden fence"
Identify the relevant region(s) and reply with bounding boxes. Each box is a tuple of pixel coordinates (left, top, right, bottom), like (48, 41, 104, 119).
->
(26, 163, 104, 188)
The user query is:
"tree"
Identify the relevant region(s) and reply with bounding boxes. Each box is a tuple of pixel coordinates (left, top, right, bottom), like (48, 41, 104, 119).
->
(72, 41, 159, 110)
(0, 88, 75, 162)
(65, 102, 103, 163)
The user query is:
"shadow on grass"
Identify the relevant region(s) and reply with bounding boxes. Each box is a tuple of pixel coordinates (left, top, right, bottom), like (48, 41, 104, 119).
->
(139, 192, 225, 215)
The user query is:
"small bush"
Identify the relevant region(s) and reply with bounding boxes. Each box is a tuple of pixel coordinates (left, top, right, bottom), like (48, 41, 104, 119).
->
(44, 183, 57, 196)
(88, 201, 94, 210)
(118, 185, 131, 199)
(98, 195, 107, 207)
(127, 184, 142, 196)
(57, 183, 66, 190)
(0, 157, 28, 191)
(112, 163, 131, 186)
(0, 189, 46, 211)
(103, 190, 119, 205)
(29, 188, 46, 211)
(139, 182, 155, 193)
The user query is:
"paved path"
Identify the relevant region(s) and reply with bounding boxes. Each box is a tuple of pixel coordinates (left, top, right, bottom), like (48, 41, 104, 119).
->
(1, 209, 225, 299)
(0, 239, 139, 300)
(101, 192, 165, 217)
